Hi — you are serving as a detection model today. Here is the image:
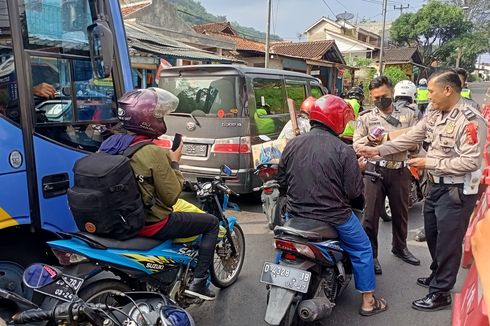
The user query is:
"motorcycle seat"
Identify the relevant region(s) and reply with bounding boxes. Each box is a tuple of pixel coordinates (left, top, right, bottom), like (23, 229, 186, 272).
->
(74, 232, 161, 250)
(274, 218, 338, 241)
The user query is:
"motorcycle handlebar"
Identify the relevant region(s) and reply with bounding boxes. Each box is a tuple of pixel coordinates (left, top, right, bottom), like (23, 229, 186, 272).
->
(216, 183, 239, 196)
(13, 309, 53, 324)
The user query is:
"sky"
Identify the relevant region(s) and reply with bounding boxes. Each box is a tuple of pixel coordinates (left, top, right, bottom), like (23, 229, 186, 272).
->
(198, 0, 490, 62)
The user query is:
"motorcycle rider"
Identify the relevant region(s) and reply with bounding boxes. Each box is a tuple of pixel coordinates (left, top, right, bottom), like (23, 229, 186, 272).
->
(277, 95, 388, 316)
(278, 96, 315, 141)
(99, 88, 219, 300)
(416, 78, 429, 117)
(454, 68, 480, 111)
(394, 80, 419, 118)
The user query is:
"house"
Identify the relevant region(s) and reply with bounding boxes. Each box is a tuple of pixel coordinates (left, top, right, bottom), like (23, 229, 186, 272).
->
(193, 22, 353, 94)
(304, 17, 380, 61)
(374, 47, 426, 81)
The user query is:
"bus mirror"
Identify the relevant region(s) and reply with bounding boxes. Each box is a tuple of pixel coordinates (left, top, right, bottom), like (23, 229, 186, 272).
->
(87, 20, 114, 79)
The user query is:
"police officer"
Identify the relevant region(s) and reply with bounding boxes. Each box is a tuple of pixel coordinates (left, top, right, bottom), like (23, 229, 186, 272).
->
(357, 69, 487, 311)
(416, 78, 429, 117)
(353, 76, 420, 275)
(454, 68, 480, 111)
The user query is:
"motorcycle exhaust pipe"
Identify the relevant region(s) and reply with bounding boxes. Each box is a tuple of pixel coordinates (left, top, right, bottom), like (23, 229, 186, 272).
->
(298, 297, 335, 322)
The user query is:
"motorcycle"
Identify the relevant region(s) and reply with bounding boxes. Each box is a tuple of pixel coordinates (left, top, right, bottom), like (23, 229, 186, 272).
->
(0, 263, 193, 326)
(380, 165, 427, 222)
(42, 165, 245, 309)
(262, 170, 382, 326)
(253, 163, 287, 230)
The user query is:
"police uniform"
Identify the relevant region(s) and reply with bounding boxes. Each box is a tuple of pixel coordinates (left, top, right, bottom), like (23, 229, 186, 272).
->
(377, 98, 487, 294)
(353, 101, 418, 261)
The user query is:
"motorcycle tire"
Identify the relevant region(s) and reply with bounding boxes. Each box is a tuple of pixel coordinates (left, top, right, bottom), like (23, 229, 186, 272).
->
(78, 280, 131, 305)
(273, 195, 288, 228)
(211, 224, 245, 289)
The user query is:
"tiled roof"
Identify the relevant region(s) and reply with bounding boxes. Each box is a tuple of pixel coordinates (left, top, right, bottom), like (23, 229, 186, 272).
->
(121, 1, 151, 17)
(193, 22, 236, 35)
(376, 47, 423, 64)
(212, 32, 265, 52)
(270, 40, 335, 60)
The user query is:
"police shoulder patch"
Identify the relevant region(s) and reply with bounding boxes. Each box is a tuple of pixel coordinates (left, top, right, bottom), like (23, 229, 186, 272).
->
(359, 109, 372, 116)
(463, 108, 476, 121)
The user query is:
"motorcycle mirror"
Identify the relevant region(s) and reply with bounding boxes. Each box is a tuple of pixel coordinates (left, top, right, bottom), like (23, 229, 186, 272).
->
(22, 264, 62, 289)
(258, 135, 271, 142)
(220, 165, 233, 177)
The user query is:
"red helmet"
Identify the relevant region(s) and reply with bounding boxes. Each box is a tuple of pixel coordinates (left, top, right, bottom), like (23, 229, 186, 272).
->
(300, 96, 316, 115)
(310, 95, 355, 134)
(118, 87, 178, 138)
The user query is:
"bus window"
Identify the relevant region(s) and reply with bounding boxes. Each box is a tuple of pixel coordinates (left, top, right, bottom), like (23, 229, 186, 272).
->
(0, 49, 19, 123)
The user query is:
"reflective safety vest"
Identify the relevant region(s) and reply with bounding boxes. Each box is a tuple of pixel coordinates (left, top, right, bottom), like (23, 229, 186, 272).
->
(340, 98, 361, 138)
(254, 108, 276, 134)
(461, 88, 471, 99)
(416, 87, 429, 104)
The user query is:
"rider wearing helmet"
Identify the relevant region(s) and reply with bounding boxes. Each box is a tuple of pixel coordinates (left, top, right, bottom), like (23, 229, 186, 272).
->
(278, 96, 315, 141)
(277, 95, 388, 316)
(394, 80, 419, 119)
(340, 86, 365, 143)
(416, 78, 429, 118)
(99, 88, 219, 301)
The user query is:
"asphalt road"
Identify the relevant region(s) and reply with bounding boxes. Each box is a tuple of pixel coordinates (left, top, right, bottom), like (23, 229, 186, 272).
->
(186, 83, 490, 325)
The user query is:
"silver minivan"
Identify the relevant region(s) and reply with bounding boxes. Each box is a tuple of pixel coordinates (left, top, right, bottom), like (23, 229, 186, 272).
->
(158, 65, 326, 194)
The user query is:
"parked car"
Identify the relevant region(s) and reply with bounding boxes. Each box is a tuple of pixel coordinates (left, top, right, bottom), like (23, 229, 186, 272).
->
(158, 65, 326, 194)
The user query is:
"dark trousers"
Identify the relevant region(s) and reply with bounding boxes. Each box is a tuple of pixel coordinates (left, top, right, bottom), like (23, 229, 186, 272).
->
(424, 183, 477, 293)
(153, 212, 219, 278)
(362, 163, 411, 257)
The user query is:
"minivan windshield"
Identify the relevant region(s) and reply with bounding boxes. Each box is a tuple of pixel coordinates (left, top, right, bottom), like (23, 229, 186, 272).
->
(159, 76, 239, 118)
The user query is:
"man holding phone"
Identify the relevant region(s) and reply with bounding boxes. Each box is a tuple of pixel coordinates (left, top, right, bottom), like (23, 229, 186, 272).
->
(353, 76, 420, 275)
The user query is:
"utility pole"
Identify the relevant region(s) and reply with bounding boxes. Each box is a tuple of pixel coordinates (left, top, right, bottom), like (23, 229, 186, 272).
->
(265, 0, 272, 68)
(394, 4, 409, 16)
(379, 0, 388, 75)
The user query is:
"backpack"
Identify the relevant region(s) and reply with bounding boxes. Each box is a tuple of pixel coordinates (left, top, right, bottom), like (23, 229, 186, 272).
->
(67, 142, 151, 240)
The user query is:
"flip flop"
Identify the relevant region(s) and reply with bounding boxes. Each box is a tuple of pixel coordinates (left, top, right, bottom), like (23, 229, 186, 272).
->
(359, 296, 388, 317)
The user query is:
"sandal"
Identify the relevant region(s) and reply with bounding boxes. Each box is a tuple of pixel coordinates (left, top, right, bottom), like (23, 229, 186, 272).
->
(359, 296, 388, 317)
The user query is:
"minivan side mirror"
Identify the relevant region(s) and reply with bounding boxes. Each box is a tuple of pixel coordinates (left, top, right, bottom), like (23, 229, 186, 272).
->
(87, 19, 114, 79)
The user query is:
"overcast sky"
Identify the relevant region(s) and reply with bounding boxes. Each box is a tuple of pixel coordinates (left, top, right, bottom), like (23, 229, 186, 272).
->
(198, 0, 490, 61)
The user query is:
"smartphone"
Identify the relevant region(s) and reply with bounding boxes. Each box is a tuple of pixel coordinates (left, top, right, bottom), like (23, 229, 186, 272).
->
(171, 133, 182, 151)
(370, 126, 385, 139)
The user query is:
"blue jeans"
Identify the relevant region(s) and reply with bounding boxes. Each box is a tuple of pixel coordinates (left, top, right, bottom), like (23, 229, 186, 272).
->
(334, 212, 375, 292)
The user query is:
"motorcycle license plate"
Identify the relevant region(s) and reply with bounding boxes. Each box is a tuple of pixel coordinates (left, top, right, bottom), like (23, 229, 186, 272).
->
(34, 275, 84, 302)
(260, 262, 311, 294)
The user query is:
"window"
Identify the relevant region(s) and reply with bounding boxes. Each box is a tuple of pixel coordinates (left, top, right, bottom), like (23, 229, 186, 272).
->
(159, 76, 239, 117)
(310, 84, 324, 99)
(0, 48, 19, 123)
(285, 80, 306, 109)
(252, 78, 286, 115)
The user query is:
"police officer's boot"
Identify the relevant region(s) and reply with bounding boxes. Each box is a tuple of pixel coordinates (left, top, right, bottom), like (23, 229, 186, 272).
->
(185, 276, 216, 301)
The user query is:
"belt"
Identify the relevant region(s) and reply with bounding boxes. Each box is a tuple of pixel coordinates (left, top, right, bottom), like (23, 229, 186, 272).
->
(369, 160, 406, 170)
(428, 174, 465, 184)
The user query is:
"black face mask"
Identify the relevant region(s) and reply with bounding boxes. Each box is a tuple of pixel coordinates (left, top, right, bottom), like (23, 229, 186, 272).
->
(374, 97, 393, 110)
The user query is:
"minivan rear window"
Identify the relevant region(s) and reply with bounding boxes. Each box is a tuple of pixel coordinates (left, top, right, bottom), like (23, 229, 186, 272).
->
(159, 76, 239, 118)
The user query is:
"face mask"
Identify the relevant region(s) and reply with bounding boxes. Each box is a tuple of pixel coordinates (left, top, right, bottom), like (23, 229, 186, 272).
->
(374, 97, 392, 110)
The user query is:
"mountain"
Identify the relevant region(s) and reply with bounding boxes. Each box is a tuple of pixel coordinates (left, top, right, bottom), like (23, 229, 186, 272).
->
(167, 0, 282, 41)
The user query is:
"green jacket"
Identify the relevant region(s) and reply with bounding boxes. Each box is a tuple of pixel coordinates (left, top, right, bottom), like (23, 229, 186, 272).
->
(416, 87, 429, 104)
(340, 98, 361, 138)
(461, 88, 471, 99)
(130, 145, 184, 224)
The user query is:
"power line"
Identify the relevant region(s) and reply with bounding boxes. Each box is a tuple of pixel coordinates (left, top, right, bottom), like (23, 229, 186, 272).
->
(320, 0, 336, 17)
(394, 4, 410, 15)
(332, 0, 349, 12)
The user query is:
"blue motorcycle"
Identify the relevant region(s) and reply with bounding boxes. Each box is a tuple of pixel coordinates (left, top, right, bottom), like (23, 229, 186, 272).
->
(44, 167, 245, 308)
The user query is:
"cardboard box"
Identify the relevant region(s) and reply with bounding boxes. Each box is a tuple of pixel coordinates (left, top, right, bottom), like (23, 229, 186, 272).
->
(252, 138, 287, 168)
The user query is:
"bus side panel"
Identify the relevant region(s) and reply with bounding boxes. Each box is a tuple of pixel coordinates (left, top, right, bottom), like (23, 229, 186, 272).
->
(34, 136, 84, 232)
(0, 118, 30, 228)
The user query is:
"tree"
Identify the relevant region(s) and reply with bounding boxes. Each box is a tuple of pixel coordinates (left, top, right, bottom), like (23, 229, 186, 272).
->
(384, 66, 409, 86)
(445, 0, 490, 27)
(390, 1, 471, 66)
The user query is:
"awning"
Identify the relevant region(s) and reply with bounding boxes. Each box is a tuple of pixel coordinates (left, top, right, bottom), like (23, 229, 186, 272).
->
(305, 59, 357, 70)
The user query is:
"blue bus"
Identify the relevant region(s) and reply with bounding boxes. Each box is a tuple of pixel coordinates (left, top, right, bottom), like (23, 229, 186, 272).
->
(0, 0, 132, 298)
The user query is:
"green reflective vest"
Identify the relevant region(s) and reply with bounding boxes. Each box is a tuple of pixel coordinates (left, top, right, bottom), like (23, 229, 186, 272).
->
(254, 108, 276, 134)
(340, 98, 361, 138)
(416, 87, 429, 104)
(461, 88, 471, 99)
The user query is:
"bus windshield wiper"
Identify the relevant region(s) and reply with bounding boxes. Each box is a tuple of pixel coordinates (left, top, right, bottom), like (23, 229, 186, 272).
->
(168, 112, 202, 128)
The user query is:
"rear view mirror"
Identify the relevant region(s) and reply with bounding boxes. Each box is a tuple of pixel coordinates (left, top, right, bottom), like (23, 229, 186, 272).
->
(23, 264, 61, 289)
(221, 165, 233, 176)
(87, 20, 114, 79)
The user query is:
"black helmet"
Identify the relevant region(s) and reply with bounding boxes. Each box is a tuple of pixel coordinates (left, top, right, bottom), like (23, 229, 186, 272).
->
(347, 86, 364, 102)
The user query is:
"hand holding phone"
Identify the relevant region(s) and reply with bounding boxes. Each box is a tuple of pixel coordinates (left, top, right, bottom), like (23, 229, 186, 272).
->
(171, 133, 182, 151)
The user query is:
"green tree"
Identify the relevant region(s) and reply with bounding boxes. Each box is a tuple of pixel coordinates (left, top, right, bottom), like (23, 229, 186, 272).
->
(384, 66, 409, 86)
(391, 1, 472, 66)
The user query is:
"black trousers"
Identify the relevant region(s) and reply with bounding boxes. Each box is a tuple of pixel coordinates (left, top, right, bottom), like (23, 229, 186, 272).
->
(153, 212, 219, 278)
(362, 162, 411, 258)
(424, 183, 477, 293)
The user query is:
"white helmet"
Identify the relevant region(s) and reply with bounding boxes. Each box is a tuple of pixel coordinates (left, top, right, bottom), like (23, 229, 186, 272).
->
(418, 78, 427, 86)
(394, 80, 417, 102)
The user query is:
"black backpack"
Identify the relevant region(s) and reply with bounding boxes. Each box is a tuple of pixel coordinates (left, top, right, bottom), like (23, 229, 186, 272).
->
(67, 142, 151, 240)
